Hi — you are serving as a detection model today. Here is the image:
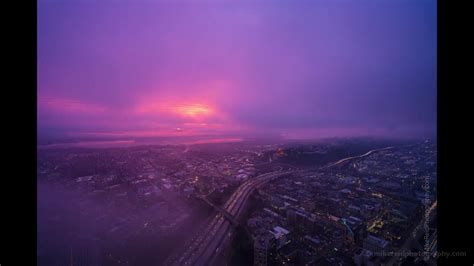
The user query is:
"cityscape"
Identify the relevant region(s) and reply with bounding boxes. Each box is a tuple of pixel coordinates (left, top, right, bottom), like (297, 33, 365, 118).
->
(37, 0, 437, 265)
(38, 138, 437, 265)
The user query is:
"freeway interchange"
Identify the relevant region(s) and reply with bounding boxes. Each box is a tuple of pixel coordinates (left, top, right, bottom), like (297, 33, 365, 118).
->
(166, 170, 294, 266)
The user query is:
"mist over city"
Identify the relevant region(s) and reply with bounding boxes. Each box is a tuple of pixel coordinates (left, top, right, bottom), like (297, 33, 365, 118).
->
(38, 0, 437, 265)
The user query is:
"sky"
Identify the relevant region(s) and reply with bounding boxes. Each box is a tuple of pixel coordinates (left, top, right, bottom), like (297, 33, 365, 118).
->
(38, 0, 437, 142)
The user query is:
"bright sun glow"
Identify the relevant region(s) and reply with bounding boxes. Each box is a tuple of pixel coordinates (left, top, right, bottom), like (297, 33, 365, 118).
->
(173, 104, 213, 117)
(135, 102, 215, 119)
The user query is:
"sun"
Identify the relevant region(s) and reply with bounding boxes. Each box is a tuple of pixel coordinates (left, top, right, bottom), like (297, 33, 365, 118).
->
(135, 100, 216, 120)
(174, 104, 213, 118)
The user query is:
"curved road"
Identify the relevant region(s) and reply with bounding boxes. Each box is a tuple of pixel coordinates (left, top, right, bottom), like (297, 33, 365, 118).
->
(322, 146, 393, 169)
(166, 170, 293, 266)
(166, 146, 394, 265)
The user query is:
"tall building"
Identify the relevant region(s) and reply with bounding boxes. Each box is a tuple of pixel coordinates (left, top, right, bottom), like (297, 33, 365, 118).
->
(269, 226, 290, 248)
(254, 235, 270, 266)
(287, 209, 316, 233)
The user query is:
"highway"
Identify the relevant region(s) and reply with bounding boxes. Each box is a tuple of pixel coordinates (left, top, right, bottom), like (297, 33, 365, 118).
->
(166, 170, 293, 266)
(166, 146, 395, 266)
(322, 146, 394, 169)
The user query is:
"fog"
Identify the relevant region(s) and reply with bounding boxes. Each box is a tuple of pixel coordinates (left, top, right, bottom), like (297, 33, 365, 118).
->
(37, 182, 210, 265)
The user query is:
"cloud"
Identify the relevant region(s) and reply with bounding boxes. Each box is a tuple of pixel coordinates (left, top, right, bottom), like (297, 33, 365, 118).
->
(39, 97, 107, 114)
(38, 0, 437, 140)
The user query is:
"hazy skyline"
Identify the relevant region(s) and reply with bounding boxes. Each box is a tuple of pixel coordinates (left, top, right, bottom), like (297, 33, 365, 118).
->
(38, 0, 437, 142)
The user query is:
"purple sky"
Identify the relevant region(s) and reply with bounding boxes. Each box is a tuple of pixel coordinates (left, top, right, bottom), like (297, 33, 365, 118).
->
(38, 0, 436, 141)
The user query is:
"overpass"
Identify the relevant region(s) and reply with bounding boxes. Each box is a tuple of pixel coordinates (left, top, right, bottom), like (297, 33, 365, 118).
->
(198, 196, 239, 226)
(165, 170, 294, 266)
